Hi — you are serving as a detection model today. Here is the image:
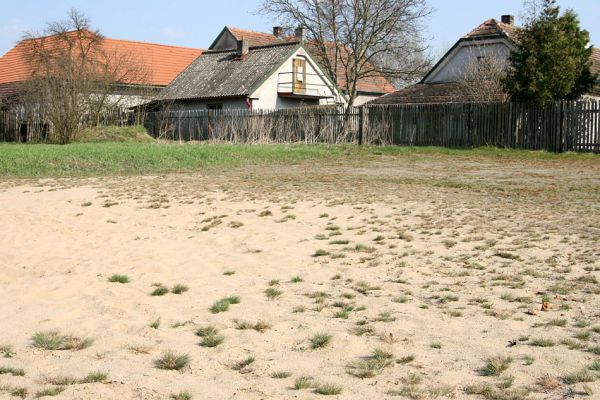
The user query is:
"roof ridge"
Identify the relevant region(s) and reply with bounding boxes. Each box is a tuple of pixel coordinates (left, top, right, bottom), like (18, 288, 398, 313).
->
(204, 41, 300, 54)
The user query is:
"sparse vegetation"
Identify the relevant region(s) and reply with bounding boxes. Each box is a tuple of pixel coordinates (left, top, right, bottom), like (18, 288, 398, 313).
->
(154, 351, 190, 370)
(108, 274, 130, 283)
(31, 330, 93, 351)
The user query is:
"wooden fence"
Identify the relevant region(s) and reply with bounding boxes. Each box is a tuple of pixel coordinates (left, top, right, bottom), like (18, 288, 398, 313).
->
(1, 100, 599, 152)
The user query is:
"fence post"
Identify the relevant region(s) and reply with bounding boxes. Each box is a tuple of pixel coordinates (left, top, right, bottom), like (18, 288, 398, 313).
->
(558, 100, 565, 153)
(358, 107, 364, 145)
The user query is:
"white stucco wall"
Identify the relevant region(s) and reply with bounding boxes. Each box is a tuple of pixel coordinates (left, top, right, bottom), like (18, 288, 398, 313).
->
(425, 39, 514, 84)
(250, 47, 345, 110)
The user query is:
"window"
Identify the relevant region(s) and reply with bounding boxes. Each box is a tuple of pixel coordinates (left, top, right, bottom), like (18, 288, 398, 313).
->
(207, 103, 223, 110)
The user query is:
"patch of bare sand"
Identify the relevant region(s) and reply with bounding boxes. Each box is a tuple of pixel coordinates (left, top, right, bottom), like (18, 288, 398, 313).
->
(0, 156, 599, 399)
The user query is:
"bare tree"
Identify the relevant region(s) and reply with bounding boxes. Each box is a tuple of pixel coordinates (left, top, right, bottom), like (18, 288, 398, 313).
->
(456, 49, 510, 103)
(259, 0, 431, 110)
(22, 9, 149, 143)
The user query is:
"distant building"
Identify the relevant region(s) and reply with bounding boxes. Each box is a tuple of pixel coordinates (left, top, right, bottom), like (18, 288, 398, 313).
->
(0, 34, 203, 107)
(158, 38, 343, 110)
(371, 15, 600, 105)
(209, 26, 395, 105)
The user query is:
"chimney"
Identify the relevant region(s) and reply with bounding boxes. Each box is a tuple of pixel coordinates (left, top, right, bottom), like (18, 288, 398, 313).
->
(273, 26, 284, 38)
(295, 26, 307, 42)
(237, 39, 249, 57)
(501, 15, 515, 25)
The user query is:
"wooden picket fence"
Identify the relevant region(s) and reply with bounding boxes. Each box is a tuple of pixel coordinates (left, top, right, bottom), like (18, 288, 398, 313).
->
(1, 100, 599, 153)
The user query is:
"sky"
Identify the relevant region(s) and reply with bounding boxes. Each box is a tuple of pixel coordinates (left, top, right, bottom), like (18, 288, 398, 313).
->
(1, 0, 599, 59)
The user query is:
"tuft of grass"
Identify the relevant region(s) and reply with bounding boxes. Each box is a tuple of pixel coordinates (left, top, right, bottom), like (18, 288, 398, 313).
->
(314, 382, 343, 395)
(200, 335, 224, 348)
(34, 387, 65, 398)
(271, 371, 292, 379)
(170, 392, 193, 400)
(590, 360, 600, 371)
(232, 356, 255, 371)
(291, 276, 304, 283)
(210, 296, 240, 313)
(0, 366, 25, 376)
(347, 348, 394, 378)
(150, 318, 161, 329)
(310, 333, 333, 349)
(223, 270, 236, 276)
(80, 371, 108, 383)
(0, 345, 14, 358)
(171, 284, 189, 295)
(265, 287, 282, 300)
(154, 351, 190, 370)
(108, 274, 130, 284)
(31, 330, 93, 351)
(1, 386, 28, 399)
(151, 286, 169, 296)
(294, 376, 314, 390)
(430, 342, 442, 349)
(195, 325, 224, 348)
(481, 356, 513, 376)
(313, 249, 330, 257)
(564, 369, 597, 384)
(195, 326, 219, 337)
(530, 338, 555, 347)
(235, 320, 271, 332)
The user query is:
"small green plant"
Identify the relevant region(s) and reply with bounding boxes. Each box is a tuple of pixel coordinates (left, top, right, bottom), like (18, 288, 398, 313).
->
(313, 249, 330, 257)
(195, 326, 219, 337)
(235, 320, 271, 332)
(170, 392, 192, 400)
(34, 387, 65, 398)
(294, 376, 314, 390)
(150, 318, 161, 329)
(271, 371, 292, 379)
(80, 371, 108, 383)
(564, 369, 597, 384)
(0, 366, 25, 376)
(314, 382, 343, 395)
(223, 270, 236, 276)
(171, 285, 189, 295)
(108, 274, 130, 284)
(530, 338, 555, 347)
(210, 296, 240, 313)
(232, 356, 255, 371)
(154, 351, 190, 370)
(31, 330, 93, 351)
(291, 276, 303, 283)
(151, 286, 169, 296)
(2, 386, 28, 399)
(200, 335, 224, 348)
(589, 360, 600, 371)
(265, 287, 282, 300)
(430, 342, 442, 349)
(482, 356, 513, 376)
(310, 333, 333, 349)
(0, 345, 14, 358)
(347, 348, 394, 378)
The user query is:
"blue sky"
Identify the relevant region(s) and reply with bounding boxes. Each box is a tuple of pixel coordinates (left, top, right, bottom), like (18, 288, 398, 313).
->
(1, 0, 599, 58)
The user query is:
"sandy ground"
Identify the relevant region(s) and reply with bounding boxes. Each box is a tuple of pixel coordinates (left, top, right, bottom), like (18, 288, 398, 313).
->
(0, 154, 599, 399)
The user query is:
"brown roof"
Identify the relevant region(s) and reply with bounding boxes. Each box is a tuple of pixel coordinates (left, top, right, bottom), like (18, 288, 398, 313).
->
(368, 82, 507, 105)
(226, 27, 394, 94)
(0, 33, 203, 89)
(592, 48, 600, 75)
(463, 19, 519, 41)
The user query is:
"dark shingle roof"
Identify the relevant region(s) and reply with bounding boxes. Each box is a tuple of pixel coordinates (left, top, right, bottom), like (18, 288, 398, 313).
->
(160, 42, 299, 101)
(463, 19, 519, 41)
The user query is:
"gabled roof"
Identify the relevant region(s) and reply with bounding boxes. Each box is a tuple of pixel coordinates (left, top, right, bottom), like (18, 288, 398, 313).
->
(463, 19, 519, 41)
(159, 42, 301, 101)
(218, 26, 394, 95)
(0, 33, 203, 88)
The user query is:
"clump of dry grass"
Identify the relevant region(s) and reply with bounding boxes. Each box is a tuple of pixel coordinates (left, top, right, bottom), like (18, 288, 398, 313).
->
(0, 366, 25, 377)
(235, 320, 271, 332)
(31, 330, 93, 351)
(481, 355, 513, 376)
(347, 348, 394, 378)
(154, 351, 190, 370)
(310, 333, 333, 349)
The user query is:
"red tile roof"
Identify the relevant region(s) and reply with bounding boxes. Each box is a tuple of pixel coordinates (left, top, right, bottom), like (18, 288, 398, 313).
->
(463, 19, 519, 41)
(0, 33, 203, 88)
(226, 27, 395, 94)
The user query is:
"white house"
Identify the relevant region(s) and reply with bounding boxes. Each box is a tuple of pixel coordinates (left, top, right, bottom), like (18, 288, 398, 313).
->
(158, 37, 345, 111)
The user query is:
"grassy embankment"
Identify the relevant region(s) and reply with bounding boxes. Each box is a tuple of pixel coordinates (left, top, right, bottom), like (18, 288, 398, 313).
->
(0, 131, 597, 179)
